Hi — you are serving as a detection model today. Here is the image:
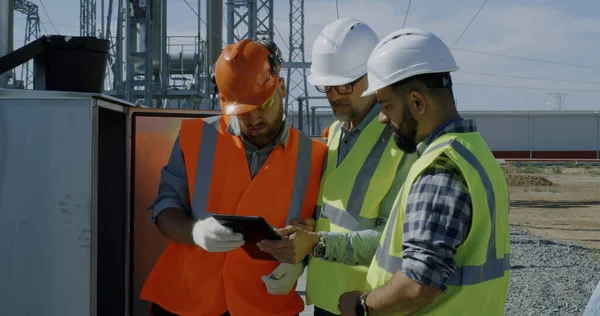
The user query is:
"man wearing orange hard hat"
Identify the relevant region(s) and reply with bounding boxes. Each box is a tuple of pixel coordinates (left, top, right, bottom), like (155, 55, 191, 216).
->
(139, 38, 327, 316)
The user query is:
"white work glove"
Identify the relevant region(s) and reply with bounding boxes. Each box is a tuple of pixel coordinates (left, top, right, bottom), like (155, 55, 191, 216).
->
(261, 262, 306, 295)
(192, 217, 245, 252)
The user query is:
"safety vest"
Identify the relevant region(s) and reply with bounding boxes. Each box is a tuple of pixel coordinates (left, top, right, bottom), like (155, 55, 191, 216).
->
(366, 132, 511, 315)
(140, 115, 327, 316)
(306, 116, 410, 314)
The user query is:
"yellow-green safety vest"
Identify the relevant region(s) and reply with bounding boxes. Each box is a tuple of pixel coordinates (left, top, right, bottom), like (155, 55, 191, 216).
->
(366, 131, 511, 315)
(306, 115, 411, 314)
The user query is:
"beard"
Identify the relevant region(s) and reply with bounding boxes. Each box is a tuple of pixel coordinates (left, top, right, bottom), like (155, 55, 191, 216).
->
(388, 105, 418, 153)
(240, 106, 284, 148)
(330, 99, 358, 122)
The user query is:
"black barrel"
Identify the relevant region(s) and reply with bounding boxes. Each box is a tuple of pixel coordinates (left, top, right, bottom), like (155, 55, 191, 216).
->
(43, 35, 110, 93)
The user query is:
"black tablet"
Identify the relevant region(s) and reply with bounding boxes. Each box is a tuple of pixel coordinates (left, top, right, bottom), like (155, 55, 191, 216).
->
(212, 214, 282, 261)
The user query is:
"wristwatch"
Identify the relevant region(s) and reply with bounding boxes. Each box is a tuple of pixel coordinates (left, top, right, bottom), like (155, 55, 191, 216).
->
(355, 292, 369, 316)
(311, 234, 326, 258)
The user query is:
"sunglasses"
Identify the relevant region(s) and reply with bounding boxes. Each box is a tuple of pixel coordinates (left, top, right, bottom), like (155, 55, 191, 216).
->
(315, 74, 365, 95)
(257, 90, 275, 111)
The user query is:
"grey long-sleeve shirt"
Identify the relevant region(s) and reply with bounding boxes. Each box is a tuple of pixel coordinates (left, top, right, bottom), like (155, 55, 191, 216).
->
(148, 116, 289, 221)
(318, 104, 417, 266)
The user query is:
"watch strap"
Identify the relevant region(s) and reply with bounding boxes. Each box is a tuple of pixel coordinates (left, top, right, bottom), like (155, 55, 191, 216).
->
(311, 234, 326, 258)
(356, 292, 369, 316)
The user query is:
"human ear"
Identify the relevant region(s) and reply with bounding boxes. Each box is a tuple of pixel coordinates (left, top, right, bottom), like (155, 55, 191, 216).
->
(409, 90, 427, 116)
(278, 78, 286, 98)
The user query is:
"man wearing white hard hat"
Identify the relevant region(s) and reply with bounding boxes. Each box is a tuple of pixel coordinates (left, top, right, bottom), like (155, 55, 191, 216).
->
(583, 279, 600, 316)
(257, 18, 416, 316)
(337, 27, 511, 316)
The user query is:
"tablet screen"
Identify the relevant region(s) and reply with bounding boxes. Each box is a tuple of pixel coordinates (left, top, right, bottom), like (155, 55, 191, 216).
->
(213, 214, 282, 261)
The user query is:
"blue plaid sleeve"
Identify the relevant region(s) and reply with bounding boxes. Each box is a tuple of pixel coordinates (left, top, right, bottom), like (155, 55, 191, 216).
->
(400, 154, 472, 292)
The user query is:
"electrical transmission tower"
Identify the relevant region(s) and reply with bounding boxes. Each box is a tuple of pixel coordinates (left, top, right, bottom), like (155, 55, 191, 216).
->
(103, 0, 122, 94)
(226, 0, 310, 132)
(285, 0, 309, 134)
(14, 0, 41, 89)
(80, 0, 97, 36)
(226, 0, 274, 43)
(105, 0, 310, 112)
(256, 0, 274, 41)
(545, 93, 568, 111)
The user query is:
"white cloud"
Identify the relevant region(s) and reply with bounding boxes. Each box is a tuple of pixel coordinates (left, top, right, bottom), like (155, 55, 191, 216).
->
(7, 0, 600, 110)
(450, 4, 600, 64)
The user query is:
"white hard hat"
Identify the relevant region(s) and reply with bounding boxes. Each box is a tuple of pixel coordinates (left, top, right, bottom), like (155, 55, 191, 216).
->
(308, 18, 379, 86)
(362, 28, 459, 96)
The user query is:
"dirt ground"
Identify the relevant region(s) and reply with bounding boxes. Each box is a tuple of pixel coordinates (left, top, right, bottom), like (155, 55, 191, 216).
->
(504, 163, 600, 250)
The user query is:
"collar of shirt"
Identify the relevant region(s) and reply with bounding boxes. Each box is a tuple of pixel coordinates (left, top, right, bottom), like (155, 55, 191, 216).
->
(416, 118, 477, 157)
(340, 103, 382, 135)
(226, 115, 290, 149)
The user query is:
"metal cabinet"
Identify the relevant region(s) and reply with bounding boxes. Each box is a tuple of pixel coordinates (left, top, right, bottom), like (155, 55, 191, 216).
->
(0, 89, 217, 316)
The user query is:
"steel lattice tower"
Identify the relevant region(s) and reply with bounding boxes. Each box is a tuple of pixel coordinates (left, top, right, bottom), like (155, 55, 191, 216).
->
(80, 0, 97, 36)
(226, 0, 309, 132)
(256, 0, 274, 41)
(14, 0, 40, 89)
(226, 0, 273, 43)
(285, 0, 309, 134)
(226, 0, 254, 43)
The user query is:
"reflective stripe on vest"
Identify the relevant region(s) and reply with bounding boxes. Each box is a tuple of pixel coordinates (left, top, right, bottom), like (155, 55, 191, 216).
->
(320, 127, 392, 230)
(140, 115, 326, 316)
(374, 138, 510, 285)
(307, 116, 407, 314)
(318, 120, 396, 231)
(190, 115, 313, 224)
(314, 121, 343, 219)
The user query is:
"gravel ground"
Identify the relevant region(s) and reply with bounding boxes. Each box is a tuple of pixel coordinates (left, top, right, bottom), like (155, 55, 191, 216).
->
(300, 225, 600, 316)
(506, 225, 600, 316)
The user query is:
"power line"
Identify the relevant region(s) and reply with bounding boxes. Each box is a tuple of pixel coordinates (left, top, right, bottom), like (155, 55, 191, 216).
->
(273, 23, 290, 52)
(172, 0, 200, 5)
(402, 0, 412, 28)
(180, 0, 226, 45)
(181, 0, 198, 16)
(273, 17, 324, 29)
(39, 17, 49, 36)
(451, 0, 488, 48)
(13, 18, 79, 29)
(457, 71, 600, 85)
(14, 17, 50, 36)
(38, 0, 59, 35)
(452, 47, 600, 70)
(453, 82, 600, 93)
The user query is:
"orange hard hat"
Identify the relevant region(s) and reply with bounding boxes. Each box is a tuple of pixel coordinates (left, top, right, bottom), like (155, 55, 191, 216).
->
(214, 38, 283, 115)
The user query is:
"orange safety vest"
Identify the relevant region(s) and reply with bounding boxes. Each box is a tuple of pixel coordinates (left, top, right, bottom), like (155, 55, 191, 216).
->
(140, 115, 327, 316)
(321, 126, 330, 142)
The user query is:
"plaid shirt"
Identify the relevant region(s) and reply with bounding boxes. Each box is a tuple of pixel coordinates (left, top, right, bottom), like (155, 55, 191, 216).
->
(401, 118, 476, 292)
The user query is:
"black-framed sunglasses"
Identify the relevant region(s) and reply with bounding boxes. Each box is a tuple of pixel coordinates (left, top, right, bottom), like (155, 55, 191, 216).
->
(315, 74, 365, 94)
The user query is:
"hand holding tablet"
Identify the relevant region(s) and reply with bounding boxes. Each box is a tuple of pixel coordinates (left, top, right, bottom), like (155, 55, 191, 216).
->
(212, 214, 282, 261)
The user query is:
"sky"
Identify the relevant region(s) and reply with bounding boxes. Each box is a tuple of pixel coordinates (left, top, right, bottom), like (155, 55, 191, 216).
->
(10, 0, 600, 112)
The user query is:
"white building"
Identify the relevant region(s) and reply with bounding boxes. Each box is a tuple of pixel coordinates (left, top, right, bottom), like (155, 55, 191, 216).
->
(299, 110, 600, 160)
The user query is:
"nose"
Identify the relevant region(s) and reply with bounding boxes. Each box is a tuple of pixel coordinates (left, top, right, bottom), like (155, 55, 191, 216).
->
(378, 112, 389, 124)
(326, 87, 342, 100)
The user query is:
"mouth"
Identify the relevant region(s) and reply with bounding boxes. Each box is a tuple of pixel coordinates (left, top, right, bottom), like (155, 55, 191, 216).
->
(248, 125, 265, 133)
(332, 103, 351, 111)
(331, 99, 351, 106)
